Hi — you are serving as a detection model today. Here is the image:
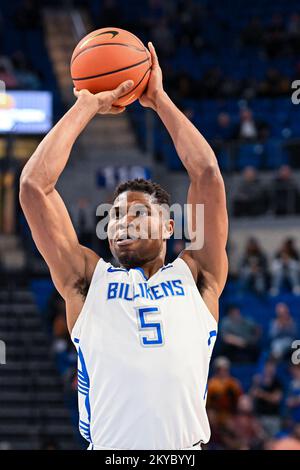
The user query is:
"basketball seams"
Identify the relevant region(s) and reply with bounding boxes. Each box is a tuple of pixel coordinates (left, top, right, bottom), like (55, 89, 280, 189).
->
(71, 42, 146, 66)
(118, 66, 151, 100)
(72, 57, 150, 81)
(71, 27, 152, 105)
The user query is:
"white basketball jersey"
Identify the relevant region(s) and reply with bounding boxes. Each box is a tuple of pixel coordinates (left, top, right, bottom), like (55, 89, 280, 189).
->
(71, 257, 218, 450)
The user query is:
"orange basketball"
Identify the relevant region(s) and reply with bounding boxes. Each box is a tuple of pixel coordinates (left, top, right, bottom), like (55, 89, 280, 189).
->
(71, 27, 152, 107)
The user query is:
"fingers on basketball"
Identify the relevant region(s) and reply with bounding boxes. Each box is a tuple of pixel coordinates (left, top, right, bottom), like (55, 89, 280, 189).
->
(111, 80, 134, 101)
(148, 42, 158, 66)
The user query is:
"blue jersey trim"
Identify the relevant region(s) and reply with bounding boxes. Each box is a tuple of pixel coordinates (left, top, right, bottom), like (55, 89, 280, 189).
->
(132, 266, 148, 281)
(77, 344, 92, 443)
(208, 330, 217, 346)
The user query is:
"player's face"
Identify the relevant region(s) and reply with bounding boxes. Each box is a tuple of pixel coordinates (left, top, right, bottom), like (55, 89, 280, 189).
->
(108, 191, 173, 268)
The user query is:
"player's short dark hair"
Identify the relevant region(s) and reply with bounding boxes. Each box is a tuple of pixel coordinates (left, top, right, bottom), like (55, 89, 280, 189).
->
(114, 178, 171, 206)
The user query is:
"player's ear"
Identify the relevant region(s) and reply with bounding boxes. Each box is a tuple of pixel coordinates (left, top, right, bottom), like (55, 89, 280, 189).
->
(163, 219, 174, 240)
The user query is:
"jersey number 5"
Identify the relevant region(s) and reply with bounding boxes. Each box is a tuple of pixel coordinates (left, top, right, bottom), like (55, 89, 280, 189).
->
(136, 306, 164, 347)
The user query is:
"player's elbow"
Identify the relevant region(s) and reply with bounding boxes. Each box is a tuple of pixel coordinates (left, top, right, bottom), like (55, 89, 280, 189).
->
(192, 162, 222, 185)
(19, 173, 39, 207)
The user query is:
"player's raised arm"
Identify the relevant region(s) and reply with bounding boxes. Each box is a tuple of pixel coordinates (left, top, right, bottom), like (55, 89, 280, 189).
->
(19, 80, 134, 328)
(140, 43, 228, 319)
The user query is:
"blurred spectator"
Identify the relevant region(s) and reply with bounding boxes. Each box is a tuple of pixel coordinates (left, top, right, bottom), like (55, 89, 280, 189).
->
(270, 246, 300, 296)
(250, 360, 283, 436)
(286, 365, 300, 423)
(269, 165, 300, 215)
(221, 395, 267, 449)
(239, 237, 269, 294)
(214, 112, 234, 142)
(276, 238, 300, 260)
(269, 303, 298, 360)
(268, 423, 300, 450)
(207, 356, 243, 425)
(234, 109, 268, 141)
(219, 305, 261, 363)
(233, 166, 267, 217)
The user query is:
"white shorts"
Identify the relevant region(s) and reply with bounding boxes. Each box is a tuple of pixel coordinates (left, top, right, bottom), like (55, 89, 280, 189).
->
(87, 443, 201, 450)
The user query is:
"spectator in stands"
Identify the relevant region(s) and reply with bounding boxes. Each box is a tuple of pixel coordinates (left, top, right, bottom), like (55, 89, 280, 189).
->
(250, 359, 284, 437)
(219, 305, 261, 363)
(221, 394, 267, 450)
(277, 238, 300, 261)
(207, 356, 243, 426)
(233, 166, 267, 217)
(214, 112, 235, 142)
(268, 423, 300, 450)
(239, 237, 269, 294)
(270, 244, 300, 296)
(269, 165, 300, 215)
(286, 365, 300, 423)
(234, 108, 268, 141)
(269, 303, 298, 360)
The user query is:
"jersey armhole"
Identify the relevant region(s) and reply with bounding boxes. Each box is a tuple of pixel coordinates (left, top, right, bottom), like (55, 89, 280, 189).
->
(71, 258, 109, 340)
(175, 257, 218, 328)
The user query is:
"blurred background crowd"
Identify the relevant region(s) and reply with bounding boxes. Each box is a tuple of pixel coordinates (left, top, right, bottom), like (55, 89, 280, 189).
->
(0, 0, 300, 451)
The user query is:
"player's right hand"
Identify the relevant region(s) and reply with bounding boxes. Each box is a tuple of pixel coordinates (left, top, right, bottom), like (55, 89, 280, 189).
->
(73, 80, 134, 115)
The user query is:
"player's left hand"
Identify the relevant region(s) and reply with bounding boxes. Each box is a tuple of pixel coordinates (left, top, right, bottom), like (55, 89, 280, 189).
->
(139, 42, 164, 111)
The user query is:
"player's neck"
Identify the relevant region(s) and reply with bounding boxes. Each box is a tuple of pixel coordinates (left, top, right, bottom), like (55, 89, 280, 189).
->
(124, 257, 166, 280)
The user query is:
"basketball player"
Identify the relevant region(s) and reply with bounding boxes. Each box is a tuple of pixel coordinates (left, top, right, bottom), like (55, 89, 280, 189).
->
(20, 43, 228, 450)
